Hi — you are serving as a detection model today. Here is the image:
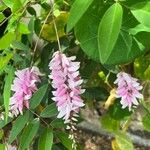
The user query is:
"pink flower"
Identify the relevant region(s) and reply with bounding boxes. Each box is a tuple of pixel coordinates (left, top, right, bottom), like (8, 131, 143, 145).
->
(10, 67, 41, 116)
(114, 72, 143, 111)
(49, 51, 85, 121)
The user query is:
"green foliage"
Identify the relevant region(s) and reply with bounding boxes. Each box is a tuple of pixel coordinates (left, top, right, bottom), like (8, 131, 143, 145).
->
(3, 67, 14, 122)
(0, 32, 15, 50)
(40, 102, 58, 118)
(8, 111, 29, 144)
(38, 128, 53, 150)
(67, 0, 94, 32)
(142, 114, 150, 132)
(98, 3, 123, 64)
(100, 114, 120, 132)
(30, 84, 48, 109)
(131, 2, 150, 28)
(55, 132, 73, 150)
(0, 0, 150, 149)
(19, 119, 40, 150)
(115, 132, 134, 150)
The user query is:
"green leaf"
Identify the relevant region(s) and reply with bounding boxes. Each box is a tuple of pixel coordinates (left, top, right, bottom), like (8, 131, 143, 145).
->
(38, 128, 53, 150)
(18, 22, 30, 34)
(115, 132, 134, 150)
(0, 53, 13, 72)
(3, 67, 14, 122)
(12, 0, 22, 13)
(8, 111, 29, 144)
(11, 41, 29, 51)
(0, 32, 15, 50)
(142, 114, 150, 132)
(27, 6, 36, 16)
(0, 144, 5, 150)
(82, 87, 109, 101)
(129, 24, 150, 35)
(134, 55, 150, 80)
(67, 0, 94, 32)
(0, 12, 5, 22)
(131, 2, 150, 28)
(55, 132, 73, 150)
(75, 0, 104, 61)
(40, 103, 58, 118)
(0, 117, 13, 129)
(108, 101, 132, 120)
(100, 114, 120, 132)
(2, 0, 14, 8)
(51, 119, 65, 128)
(30, 84, 48, 109)
(19, 119, 39, 150)
(98, 3, 123, 64)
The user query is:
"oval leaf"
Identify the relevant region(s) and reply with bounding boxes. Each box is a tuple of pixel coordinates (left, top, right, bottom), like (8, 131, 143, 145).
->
(19, 119, 39, 150)
(131, 2, 150, 28)
(40, 103, 58, 118)
(67, 0, 94, 32)
(98, 3, 123, 64)
(8, 111, 29, 144)
(38, 128, 53, 150)
(30, 84, 48, 109)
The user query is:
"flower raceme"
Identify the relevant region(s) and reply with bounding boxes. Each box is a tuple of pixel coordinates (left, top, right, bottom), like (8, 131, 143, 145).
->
(10, 67, 41, 116)
(49, 51, 85, 121)
(114, 72, 143, 111)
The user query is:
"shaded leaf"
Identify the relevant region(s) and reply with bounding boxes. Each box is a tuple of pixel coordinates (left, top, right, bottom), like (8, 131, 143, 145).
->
(30, 84, 48, 109)
(19, 119, 39, 150)
(8, 111, 29, 144)
(40, 102, 58, 118)
(11, 41, 29, 51)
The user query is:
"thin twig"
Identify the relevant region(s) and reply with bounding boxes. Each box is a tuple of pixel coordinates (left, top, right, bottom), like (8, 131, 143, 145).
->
(30, 9, 52, 66)
(29, 108, 50, 127)
(51, 4, 62, 52)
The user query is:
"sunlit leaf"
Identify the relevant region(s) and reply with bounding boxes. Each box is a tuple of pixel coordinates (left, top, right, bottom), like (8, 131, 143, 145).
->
(0, 32, 15, 50)
(98, 3, 123, 64)
(38, 128, 53, 150)
(67, 0, 94, 32)
(131, 2, 150, 28)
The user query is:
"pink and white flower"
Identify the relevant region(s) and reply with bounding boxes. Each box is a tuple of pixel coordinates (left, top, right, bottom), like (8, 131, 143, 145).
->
(49, 51, 85, 121)
(114, 72, 143, 111)
(10, 66, 41, 116)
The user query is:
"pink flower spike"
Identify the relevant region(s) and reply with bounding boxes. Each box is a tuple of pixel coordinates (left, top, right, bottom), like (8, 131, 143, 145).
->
(10, 66, 41, 116)
(49, 51, 85, 122)
(114, 72, 143, 111)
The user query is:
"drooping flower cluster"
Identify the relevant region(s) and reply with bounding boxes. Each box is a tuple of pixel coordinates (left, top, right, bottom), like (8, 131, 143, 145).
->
(10, 67, 41, 116)
(114, 72, 143, 111)
(49, 51, 85, 121)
